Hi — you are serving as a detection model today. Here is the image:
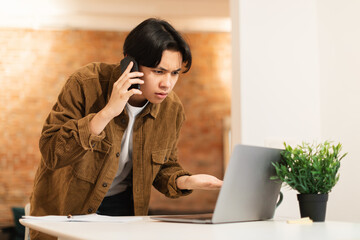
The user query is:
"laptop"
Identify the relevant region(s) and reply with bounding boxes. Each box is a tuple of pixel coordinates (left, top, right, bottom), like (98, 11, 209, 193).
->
(151, 144, 283, 224)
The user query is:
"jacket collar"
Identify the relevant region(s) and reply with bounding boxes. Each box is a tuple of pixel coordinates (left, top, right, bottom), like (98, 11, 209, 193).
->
(108, 63, 161, 119)
(142, 102, 160, 119)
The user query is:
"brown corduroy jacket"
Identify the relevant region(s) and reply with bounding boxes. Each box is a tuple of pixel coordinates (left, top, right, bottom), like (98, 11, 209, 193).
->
(30, 62, 192, 240)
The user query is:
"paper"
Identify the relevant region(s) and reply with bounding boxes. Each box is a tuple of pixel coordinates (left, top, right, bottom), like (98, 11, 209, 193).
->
(22, 214, 142, 223)
(286, 217, 313, 224)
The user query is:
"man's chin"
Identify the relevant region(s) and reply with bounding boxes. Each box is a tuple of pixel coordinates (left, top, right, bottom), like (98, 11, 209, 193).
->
(148, 98, 165, 104)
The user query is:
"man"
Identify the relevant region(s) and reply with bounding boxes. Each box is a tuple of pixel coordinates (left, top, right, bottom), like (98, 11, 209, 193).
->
(30, 18, 222, 240)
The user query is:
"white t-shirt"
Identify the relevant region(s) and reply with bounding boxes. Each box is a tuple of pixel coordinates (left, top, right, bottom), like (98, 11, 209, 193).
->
(105, 102, 148, 197)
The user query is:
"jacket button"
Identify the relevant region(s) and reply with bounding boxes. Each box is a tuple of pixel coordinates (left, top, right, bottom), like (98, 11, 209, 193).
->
(116, 152, 120, 157)
(87, 208, 93, 213)
(102, 183, 108, 187)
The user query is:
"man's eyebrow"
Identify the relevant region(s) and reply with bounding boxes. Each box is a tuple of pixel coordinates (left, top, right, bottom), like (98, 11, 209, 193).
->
(156, 67, 182, 72)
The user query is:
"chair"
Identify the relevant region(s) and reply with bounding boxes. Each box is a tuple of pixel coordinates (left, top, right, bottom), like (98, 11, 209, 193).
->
(24, 203, 30, 240)
(11, 206, 25, 240)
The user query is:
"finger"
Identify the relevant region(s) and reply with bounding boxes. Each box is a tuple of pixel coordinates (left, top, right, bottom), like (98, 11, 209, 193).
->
(116, 72, 144, 91)
(124, 61, 134, 75)
(115, 61, 134, 83)
(115, 71, 144, 89)
(127, 71, 144, 79)
(122, 78, 144, 90)
(124, 88, 142, 98)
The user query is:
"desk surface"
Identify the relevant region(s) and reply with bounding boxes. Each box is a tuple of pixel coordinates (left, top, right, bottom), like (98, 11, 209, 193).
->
(20, 216, 360, 240)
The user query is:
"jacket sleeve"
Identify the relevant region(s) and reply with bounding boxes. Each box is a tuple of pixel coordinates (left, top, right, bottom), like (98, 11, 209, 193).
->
(152, 104, 193, 198)
(39, 76, 110, 170)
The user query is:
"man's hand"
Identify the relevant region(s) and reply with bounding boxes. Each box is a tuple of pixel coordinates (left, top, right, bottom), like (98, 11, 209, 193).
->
(89, 61, 144, 135)
(176, 174, 223, 190)
(102, 61, 144, 119)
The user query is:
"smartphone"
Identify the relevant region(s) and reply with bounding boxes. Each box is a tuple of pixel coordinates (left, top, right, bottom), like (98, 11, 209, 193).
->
(120, 56, 141, 90)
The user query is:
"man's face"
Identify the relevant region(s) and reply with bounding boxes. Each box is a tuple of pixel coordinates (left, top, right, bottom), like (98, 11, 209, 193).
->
(129, 50, 182, 106)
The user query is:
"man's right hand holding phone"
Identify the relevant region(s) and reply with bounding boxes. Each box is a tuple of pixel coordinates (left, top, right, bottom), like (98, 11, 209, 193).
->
(89, 61, 144, 136)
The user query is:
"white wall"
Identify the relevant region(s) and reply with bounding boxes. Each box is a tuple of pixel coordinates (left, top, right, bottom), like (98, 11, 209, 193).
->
(231, 0, 360, 222)
(317, 0, 360, 222)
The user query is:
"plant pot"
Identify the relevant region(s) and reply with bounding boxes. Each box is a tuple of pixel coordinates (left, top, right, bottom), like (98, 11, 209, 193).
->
(297, 194, 328, 222)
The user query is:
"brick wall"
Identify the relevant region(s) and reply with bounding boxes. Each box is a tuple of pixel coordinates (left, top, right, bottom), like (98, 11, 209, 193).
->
(0, 28, 231, 224)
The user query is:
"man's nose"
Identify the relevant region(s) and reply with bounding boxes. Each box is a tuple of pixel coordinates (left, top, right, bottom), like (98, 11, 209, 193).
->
(160, 74, 171, 88)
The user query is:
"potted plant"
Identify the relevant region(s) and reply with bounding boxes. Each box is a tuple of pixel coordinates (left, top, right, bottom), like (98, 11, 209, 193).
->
(271, 141, 347, 221)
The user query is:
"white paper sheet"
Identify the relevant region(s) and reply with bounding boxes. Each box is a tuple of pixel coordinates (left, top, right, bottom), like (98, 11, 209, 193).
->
(22, 214, 142, 223)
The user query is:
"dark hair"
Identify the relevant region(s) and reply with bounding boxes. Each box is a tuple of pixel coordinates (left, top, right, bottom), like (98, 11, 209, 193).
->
(123, 18, 192, 73)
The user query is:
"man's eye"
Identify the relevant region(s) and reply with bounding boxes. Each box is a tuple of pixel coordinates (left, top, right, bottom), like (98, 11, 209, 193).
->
(153, 70, 163, 74)
(172, 71, 180, 75)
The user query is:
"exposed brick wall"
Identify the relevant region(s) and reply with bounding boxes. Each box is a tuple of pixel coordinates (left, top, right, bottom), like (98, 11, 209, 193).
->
(0, 28, 231, 223)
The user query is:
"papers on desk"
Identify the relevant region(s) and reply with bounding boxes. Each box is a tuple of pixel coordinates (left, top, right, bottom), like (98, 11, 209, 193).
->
(22, 213, 142, 223)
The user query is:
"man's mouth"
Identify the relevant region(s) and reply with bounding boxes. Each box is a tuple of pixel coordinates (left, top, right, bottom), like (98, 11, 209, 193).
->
(155, 92, 168, 99)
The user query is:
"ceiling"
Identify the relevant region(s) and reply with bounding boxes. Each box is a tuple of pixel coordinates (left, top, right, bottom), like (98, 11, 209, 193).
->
(0, 0, 230, 32)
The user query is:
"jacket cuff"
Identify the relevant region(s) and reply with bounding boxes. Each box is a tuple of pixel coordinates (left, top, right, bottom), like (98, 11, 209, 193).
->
(167, 170, 193, 198)
(78, 113, 106, 151)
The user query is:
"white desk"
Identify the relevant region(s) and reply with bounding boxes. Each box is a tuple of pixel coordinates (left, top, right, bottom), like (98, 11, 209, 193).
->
(20, 216, 360, 240)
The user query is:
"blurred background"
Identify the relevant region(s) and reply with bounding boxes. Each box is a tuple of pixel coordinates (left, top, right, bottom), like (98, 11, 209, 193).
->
(0, 0, 231, 231)
(1, 0, 360, 239)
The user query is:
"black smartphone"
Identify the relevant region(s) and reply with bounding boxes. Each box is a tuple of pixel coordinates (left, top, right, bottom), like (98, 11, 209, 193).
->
(120, 56, 140, 90)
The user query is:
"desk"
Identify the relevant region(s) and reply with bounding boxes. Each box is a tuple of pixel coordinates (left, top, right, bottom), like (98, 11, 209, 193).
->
(20, 216, 360, 240)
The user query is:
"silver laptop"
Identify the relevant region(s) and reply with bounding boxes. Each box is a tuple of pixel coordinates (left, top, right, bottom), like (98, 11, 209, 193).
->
(151, 144, 283, 224)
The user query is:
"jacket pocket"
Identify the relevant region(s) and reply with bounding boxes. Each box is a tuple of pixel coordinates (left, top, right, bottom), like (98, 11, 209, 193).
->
(72, 150, 108, 184)
(151, 149, 169, 180)
(72, 139, 111, 183)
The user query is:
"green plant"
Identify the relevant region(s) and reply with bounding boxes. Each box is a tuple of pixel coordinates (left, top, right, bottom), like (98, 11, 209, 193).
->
(271, 141, 347, 194)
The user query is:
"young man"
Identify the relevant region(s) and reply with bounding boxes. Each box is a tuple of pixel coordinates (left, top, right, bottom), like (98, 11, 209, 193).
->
(30, 18, 222, 240)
